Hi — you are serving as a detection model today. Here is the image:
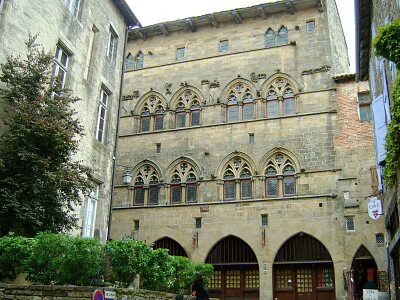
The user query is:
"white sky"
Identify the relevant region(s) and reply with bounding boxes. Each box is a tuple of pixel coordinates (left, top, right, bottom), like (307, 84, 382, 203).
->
(126, 0, 355, 72)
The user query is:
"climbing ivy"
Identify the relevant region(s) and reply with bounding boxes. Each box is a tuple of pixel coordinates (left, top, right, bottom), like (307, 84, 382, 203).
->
(373, 20, 400, 186)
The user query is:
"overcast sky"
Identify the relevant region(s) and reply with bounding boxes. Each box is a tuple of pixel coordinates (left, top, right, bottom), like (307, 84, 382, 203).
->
(126, 0, 355, 72)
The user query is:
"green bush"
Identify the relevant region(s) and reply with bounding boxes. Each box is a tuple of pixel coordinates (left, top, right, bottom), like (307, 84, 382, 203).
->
(140, 248, 174, 291)
(25, 232, 104, 285)
(0, 233, 33, 282)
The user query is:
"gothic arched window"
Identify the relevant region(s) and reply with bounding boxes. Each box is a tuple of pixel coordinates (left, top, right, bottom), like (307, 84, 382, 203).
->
(226, 83, 255, 123)
(264, 154, 296, 197)
(277, 26, 288, 45)
(174, 89, 202, 128)
(169, 162, 198, 203)
(223, 157, 253, 200)
(265, 77, 296, 117)
(265, 28, 276, 47)
(125, 53, 134, 71)
(135, 51, 144, 69)
(133, 165, 160, 205)
(139, 95, 166, 132)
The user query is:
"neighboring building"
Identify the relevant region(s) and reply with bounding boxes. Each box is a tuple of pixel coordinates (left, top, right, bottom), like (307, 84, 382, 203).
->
(0, 0, 140, 240)
(111, 1, 387, 299)
(355, 0, 400, 298)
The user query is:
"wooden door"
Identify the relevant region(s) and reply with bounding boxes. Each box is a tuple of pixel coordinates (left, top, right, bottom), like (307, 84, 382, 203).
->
(296, 267, 313, 300)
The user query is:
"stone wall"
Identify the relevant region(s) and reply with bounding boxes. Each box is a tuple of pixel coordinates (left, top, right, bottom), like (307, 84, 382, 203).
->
(0, 284, 195, 300)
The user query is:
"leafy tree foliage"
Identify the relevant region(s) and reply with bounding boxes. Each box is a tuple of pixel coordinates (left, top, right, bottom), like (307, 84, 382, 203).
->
(374, 20, 400, 186)
(0, 35, 91, 236)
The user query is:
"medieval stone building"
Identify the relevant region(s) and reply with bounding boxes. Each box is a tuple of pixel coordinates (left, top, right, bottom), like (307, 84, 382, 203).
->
(356, 0, 400, 298)
(110, 0, 388, 299)
(0, 0, 140, 240)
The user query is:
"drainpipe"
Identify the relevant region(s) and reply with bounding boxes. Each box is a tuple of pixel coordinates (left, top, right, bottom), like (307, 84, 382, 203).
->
(107, 25, 129, 241)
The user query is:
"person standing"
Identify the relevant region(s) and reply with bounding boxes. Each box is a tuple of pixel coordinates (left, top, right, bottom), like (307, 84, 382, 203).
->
(192, 274, 210, 300)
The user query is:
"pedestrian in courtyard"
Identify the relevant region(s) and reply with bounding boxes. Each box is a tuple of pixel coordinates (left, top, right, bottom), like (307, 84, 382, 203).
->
(192, 274, 210, 300)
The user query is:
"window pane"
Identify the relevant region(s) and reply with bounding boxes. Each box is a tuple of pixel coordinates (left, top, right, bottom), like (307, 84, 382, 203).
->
(134, 188, 145, 205)
(176, 47, 185, 59)
(346, 217, 355, 231)
(224, 181, 235, 200)
(176, 112, 186, 128)
(227, 105, 239, 122)
(267, 100, 279, 117)
(141, 117, 150, 132)
(241, 180, 252, 198)
(306, 21, 315, 32)
(284, 176, 295, 195)
(317, 267, 334, 287)
(149, 187, 159, 205)
(266, 179, 278, 197)
(283, 98, 295, 115)
(243, 103, 254, 120)
(125, 54, 134, 71)
(135, 52, 144, 69)
(191, 110, 200, 126)
(266, 29, 275, 47)
(187, 185, 197, 202)
(154, 115, 164, 130)
(171, 185, 181, 203)
(220, 40, 229, 52)
(360, 105, 372, 121)
(278, 27, 288, 45)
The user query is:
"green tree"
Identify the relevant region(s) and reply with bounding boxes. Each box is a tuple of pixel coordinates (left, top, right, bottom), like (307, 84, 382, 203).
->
(0, 35, 91, 236)
(374, 20, 400, 186)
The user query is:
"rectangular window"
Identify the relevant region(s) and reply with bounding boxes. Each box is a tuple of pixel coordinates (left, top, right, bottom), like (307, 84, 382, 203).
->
(283, 176, 295, 195)
(140, 116, 150, 132)
(54, 46, 69, 89)
(107, 28, 117, 60)
(306, 21, 315, 32)
(186, 184, 197, 202)
(224, 181, 235, 200)
(359, 104, 372, 121)
(191, 110, 201, 126)
(171, 185, 182, 203)
(266, 178, 278, 197)
(227, 105, 239, 122)
(345, 216, 355, 231)
(154, 115, 164, 130)
(134, 220, 140, 230)
(176, 47, 185, 60)
(376, 233, 385, 245)
(65, 0, 80, 17)
(249, 133, 254, 144)
(156, 143, 161, 153)
(95, 89, 109, 143)
(134, 188, 145, 205)
(243, 103, 254, 120)
(195, 218, 202, 229)
(82, 184, 99, 238)
(261, 214, 268, 226)
(176, 112, 186, 128)
(283, 98, 295, 115)
(241, 180, 252, 199)
(267, 100, 279, 117)
(220, 40, 229, 52)
(316, 267, 334, 287)
(149, 186, 159, 205)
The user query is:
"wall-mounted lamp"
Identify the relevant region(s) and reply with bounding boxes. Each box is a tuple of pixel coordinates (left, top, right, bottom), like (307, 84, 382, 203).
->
(122, 170, 133, 185)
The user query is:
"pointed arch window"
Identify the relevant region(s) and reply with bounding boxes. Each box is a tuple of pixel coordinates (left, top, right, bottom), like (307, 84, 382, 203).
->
(133, 165, 160, 206)
(223, 157, 253, 200)
(226, 83, 255, 122)
(135, 51, 144, 69)
(266, 77, 296, 117)
(174, 89, 202, 128)
(277, 26, 288, 45)
(265, 28, 276, 47)
(140, 108, 150, 132)
(264, 154, 297, 197)
(125, 53, 134, 71)
(169, 162, 198, 203)
(139, 95, 165, 132)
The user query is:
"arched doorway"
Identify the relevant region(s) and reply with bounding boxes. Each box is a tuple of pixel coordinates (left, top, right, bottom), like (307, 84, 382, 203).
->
(153, 237, 188, 257)
(350, 245, 378, 300)
(273, 232, 335, 300)
(206, 235, 259, 300)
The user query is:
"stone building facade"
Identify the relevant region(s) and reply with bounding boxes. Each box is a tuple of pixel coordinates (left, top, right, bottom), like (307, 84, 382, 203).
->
(356, 0, 400, 299)
(0, 0, 140, 240)
(110, 1, 388, 299)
